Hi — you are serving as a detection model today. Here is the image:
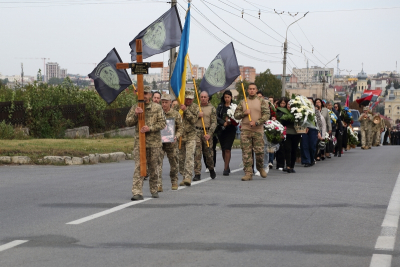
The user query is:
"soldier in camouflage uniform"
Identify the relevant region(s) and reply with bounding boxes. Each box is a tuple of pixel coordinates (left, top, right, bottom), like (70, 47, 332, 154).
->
(157, 94, 183, 192)
(194, 91, 217, 181)
(359, 106, 373, 149)
(234, 83, 270, 181)
(126, 86, 166, 200)
(371, 113, 384, 146)
(174, 90, 199, 186)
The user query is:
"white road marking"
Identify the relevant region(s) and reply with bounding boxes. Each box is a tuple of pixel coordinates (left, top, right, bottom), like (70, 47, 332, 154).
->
(370, 171, 400, 266)
(0, 240, 28, 252)
(230, 168, 242, 173)
(68, 175, 215, 224)
(370, 254, 392, 267)
(177, 177, 211, 190)
(375, 236, 396, 251)
(66, 198, 152, 225)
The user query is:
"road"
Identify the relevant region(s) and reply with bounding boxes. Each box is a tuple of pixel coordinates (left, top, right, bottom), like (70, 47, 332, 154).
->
(0, 146, 400, 267)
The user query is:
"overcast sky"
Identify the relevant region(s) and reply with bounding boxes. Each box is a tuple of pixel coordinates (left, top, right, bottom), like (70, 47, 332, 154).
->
(1, 0, 399, 78)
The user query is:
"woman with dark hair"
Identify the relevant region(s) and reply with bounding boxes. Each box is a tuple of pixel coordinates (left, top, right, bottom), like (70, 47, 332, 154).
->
(216, 90, 237, 175)
(333, 102, 344, 157)
(275, 97, 289, 170)
(281, 100, 302, 173)
(314, 98, 331, 161)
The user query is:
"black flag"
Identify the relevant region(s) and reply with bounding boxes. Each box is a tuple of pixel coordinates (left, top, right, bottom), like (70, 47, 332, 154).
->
(130, 6, 182, 62)
(88, 48, 132, 104)
(200, 42, 240, 96)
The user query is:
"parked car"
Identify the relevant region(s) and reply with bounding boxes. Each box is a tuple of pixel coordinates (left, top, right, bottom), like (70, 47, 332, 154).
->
(350, 109, 361, 145)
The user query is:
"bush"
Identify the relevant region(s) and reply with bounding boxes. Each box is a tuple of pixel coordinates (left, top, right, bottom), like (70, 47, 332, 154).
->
(0, 81, 137, 138)
(0, 120, 28, 140)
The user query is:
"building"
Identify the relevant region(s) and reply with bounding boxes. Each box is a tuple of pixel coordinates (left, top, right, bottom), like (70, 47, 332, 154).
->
(238, 66, 256, 82)
(353, 68, 368, 99)
(370, 78, 388, 91)
(161, 67, 170, 82)
(292, 66, 334, 84)
(286, 82, 335, 100)
(59, 69, 67, 79)
(185, 64, 206, 81)
(46, 62, 60, 82)
(384, 82, 400, 123)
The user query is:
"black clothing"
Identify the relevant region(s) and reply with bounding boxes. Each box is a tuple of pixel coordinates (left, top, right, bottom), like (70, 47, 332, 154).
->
(216, 104, 236, 150)
(284, 134, 301, 169)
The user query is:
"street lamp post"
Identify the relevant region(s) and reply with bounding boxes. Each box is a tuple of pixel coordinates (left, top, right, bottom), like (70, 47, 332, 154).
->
(322, 54, 339, 100)
(281, 12, 308, 97)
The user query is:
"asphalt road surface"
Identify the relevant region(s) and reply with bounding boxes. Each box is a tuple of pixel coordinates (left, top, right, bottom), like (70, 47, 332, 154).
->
(1, 146, 400, 267)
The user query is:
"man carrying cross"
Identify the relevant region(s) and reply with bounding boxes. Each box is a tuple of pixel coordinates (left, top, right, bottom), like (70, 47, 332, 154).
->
(126, 85, 166, 200)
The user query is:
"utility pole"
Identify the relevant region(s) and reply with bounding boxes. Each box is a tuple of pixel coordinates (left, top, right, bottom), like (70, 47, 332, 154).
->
(281, 12, 308, 97)
(21, 63, 24, 87)
(322, 54, 339, 100)
(168, 0, 177, 95)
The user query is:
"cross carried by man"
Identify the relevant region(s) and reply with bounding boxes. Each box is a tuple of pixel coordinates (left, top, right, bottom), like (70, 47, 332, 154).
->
(117, 39, 163, 177)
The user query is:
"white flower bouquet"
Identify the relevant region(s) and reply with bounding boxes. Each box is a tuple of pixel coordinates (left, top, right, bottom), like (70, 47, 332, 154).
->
(225, 103, 240, 126)
(288, 95, 315, 124)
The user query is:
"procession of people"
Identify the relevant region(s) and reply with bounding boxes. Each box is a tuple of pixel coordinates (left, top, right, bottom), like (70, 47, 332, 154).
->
(126, 84, 391, 200)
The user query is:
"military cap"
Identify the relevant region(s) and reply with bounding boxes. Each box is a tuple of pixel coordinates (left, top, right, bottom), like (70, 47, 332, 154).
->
(161, 94, 172, 101)
(363, 106, 369, 111)
(144, 86, 151, 93)
(185, 90, 195, 99)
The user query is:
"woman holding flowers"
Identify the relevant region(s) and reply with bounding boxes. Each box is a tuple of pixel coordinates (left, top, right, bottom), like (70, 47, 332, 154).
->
(275, 97, 288, 169)
(314, 98, 331, 161)
(277, 98, 301, 173)
(216, 90, 238, 176)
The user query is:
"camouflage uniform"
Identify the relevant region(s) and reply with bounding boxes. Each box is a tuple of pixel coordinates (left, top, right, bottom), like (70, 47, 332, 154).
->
(157, 107, 183, 187)
(234, 95, 270, 176)
(371, 115, 384, 146)
(126, 99, 166, 197)
(194, 103, 217, 175)
(174, 93, 199, 182)
(359, 111, 373, 148)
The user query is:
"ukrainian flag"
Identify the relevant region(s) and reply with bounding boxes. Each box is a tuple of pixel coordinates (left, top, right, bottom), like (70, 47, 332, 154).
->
(170, 2, 190, 105)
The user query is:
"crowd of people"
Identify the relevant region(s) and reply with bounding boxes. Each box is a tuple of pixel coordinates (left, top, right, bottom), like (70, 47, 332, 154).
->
(125, 84, 392, 200)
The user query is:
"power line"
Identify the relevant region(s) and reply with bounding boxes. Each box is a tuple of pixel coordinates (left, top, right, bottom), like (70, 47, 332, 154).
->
(176, 3, 280, 63)
(199, 0, 280, 49)
(191, 3, 280, 57)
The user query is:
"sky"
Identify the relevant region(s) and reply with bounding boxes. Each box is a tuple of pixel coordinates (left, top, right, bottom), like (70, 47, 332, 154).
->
(0, 0, 399, 78)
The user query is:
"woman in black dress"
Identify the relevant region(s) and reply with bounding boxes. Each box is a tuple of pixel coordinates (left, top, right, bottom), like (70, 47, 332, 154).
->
(216, 90, 237, 176)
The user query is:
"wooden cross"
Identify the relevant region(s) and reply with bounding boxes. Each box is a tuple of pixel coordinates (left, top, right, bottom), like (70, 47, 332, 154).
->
(116, 39, 163, 177)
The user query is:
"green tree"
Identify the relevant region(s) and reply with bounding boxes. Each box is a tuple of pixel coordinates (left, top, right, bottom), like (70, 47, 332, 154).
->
(152, 80, 158, 90)
(255, 69, 282, 99)
(367, 79, 371, 86)
(48, 77, 63, 85)
(143, 80, 149, 86)
(235, 79, 250, 102)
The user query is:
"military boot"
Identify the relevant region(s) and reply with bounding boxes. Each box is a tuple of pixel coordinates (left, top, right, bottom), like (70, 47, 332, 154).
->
(151, 192, 159, 198)
(157, 185, 163, 192)
(131, 195, 144, 201)
(171, 184, 178, 190)
(183, 178, 191, 186)
(241, 173, 253, 181)
(193, 174, 201, 181)
(179, 180, 185, 186)
(257, 168, 267, 178)
(361, 146, 366, 150)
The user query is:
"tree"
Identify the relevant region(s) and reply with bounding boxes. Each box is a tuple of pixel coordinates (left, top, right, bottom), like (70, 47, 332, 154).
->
(254, 69, 282, 99)
(235, 79, 250, 102)
(48, 77, 63, 85)
(367, 79, 371, 86)
(152, 79, 158, 90)
(143, 80, 149, 85)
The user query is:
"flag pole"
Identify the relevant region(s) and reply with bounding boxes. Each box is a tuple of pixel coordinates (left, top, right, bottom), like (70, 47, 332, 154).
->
(240, 75, 252, 122)
(188, 55, 209, 147)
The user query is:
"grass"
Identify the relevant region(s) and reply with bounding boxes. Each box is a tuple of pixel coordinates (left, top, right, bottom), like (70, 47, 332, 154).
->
(0, 137, 135, 162)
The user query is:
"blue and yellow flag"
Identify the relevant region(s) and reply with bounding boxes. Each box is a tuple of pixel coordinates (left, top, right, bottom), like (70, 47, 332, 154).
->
(170, 3, 190, 105)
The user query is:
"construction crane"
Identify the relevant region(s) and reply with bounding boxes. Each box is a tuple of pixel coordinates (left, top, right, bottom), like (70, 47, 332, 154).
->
(15, 57, 50, 77)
